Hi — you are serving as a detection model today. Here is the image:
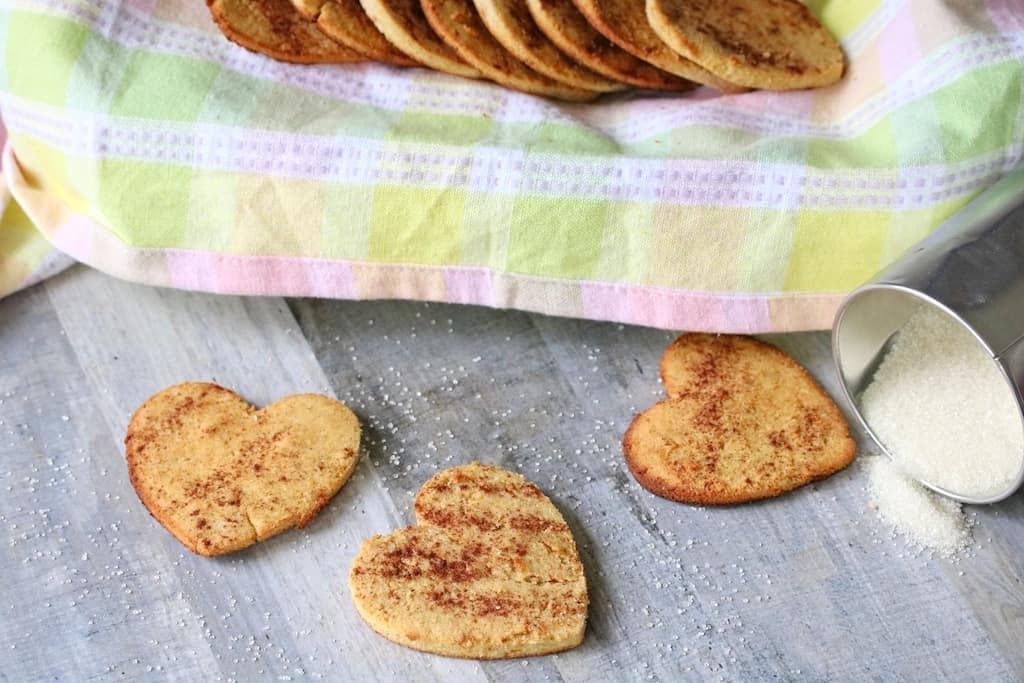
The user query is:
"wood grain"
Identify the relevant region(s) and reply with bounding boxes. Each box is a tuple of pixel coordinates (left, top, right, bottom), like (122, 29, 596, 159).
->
(0, 265, 1020, 681)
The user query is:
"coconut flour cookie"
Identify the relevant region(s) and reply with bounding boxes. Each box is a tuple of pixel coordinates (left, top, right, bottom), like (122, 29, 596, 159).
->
(646, 0, 845, 90)
(625, 334, 855, 505)
(360, 0, 481, 77)
(288, 0, 409, 69)
(473, 0, 624, 92)
(349, 462, 588, 658)
(126, 382, 360, 556)
(422, 0, 598, 101)
(304, 0, 420, 66)
(571, 0, 744, 92)
(525, 0, 692, 91)
(207, 0, 365, 63)
(206, 0, 844, 99)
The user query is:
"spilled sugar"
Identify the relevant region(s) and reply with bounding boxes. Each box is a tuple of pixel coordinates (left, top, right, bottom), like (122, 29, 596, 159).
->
(860, 306, 1024, 499)
(867, 456, 969, 557)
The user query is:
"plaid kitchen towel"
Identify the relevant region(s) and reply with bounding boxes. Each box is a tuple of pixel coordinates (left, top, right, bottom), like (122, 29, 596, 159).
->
(1, 0, 1022, 331)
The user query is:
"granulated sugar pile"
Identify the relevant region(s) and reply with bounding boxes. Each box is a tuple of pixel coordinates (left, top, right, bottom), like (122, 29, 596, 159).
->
(866, 456, 969, 556)
(860, 306, 1024, 499)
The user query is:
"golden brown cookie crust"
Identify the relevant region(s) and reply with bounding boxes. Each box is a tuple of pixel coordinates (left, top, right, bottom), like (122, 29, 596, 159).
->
(126, 382, 360, 556)
(208, 0, 367, 63)
(359, 0, 481, 77)
(422, 0, 599, 101)
(571, 0, 746, 92)
(526, 0, 692, 91)
(349, 463, 588, 658)
(473, 0, 624, 92)
(291, 0, 325, 19)
(314, 0, 420, 66)
(625, 334, 856, 505)
(646, 0, 845, 90)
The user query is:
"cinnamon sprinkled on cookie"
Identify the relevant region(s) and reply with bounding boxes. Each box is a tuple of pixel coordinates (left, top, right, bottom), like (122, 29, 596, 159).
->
(349, 462, 588, 658)
(624, 334, 855, 505)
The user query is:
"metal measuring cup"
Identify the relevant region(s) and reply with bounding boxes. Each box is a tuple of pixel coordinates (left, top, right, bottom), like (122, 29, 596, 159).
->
(831, 168, 1024, 503)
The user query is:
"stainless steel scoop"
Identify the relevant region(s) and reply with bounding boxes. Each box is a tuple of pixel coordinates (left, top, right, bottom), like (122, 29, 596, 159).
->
(832, 168, 1024, 503)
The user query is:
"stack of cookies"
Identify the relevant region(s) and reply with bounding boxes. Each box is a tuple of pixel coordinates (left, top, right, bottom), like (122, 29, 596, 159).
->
(207, 0, 846, 100)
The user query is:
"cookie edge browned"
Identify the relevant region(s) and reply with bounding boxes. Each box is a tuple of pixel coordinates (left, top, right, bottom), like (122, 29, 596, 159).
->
(421, 0, 600, 102)
(126, 383, 361, 557)
(646, 0, 845, 90)
(348, 538, 587, 659)
(313, 0, 420, 66)
(126, 383, 251, 556)
(624, 334, 857, 505)
(624, 402, 856, 505)
(348, 463, 588, 658)
(207, 0, 367, 65)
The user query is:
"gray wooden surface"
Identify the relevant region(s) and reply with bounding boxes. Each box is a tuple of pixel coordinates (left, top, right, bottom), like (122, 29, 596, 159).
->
(1, 265, 1022, 682)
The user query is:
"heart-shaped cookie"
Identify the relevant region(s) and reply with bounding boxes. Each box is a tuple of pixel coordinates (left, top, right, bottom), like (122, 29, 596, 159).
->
(349, 463, 587, 658)
(126, 382, 360, 556)
(625, 334, 855, 505)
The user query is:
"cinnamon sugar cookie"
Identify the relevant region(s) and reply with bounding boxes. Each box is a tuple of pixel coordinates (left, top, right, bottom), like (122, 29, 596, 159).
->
(625, 335, 855, 504)
(126, 382, 360, 555)
(349, 463, 587, 658)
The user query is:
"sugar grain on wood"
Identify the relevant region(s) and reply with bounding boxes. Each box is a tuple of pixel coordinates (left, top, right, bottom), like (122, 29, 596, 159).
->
(860, 306, 1023, 498)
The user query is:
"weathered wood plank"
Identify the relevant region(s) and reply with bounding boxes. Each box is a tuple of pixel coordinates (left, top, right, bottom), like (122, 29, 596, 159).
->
(1, 283, 224, 681)
(293, 298, 1019, 681)
(0, 267, 487, 682)
(0, 266, 1021, 681)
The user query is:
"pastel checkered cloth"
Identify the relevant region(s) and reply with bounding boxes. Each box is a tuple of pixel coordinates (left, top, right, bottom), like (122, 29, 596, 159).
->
(1, 0, 1022, 331)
